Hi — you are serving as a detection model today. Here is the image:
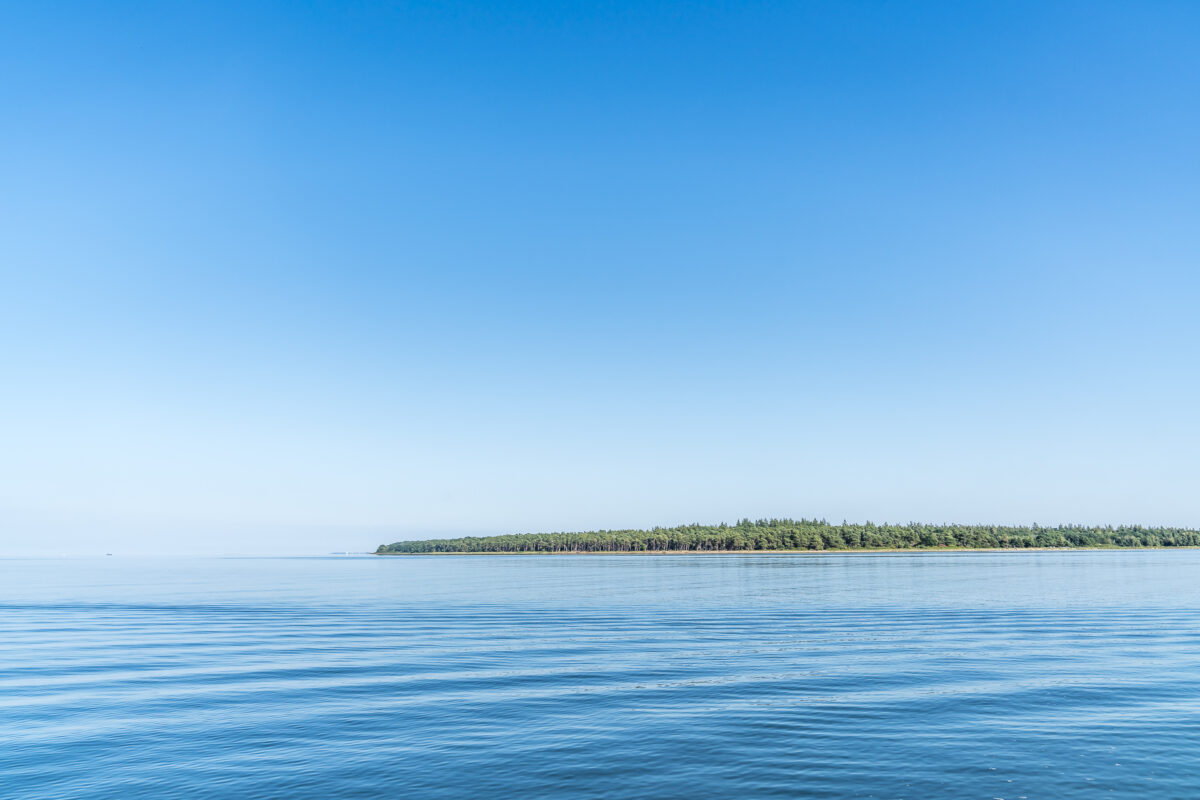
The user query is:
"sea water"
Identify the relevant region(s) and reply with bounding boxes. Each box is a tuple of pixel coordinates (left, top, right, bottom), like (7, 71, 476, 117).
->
(4, 551, 1200, 798)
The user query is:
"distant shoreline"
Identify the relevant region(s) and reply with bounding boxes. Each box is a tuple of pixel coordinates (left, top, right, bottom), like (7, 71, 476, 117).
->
(377, 519, 1200, 555)
(375, 546, 1200, 556)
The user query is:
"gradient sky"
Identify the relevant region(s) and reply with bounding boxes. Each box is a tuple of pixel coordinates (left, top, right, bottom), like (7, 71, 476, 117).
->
(2, 1, 1198, 555)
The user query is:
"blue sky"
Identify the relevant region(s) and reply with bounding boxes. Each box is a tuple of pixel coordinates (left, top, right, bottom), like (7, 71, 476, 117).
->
(2, 1, 1198, 554)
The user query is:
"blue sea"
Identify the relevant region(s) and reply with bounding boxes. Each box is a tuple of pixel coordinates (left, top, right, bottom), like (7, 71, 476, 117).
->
(4, 551, 1200, 798)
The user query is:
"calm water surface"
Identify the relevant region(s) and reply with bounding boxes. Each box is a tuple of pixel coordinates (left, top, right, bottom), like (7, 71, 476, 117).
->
(4, 551, 1200, 798)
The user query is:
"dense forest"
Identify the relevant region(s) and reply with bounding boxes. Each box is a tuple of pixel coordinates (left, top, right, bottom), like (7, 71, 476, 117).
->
(376, 519, 1200, 553)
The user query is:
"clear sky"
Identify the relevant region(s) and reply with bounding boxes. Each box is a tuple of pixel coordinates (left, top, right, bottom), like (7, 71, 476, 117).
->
(2, 1, 1198, 555)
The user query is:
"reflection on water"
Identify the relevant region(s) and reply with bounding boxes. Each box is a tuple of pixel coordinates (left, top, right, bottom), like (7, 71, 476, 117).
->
(3, 551, 1199, 798)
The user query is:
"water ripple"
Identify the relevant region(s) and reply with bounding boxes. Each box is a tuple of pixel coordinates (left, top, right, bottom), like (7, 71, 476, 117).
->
(4, 554, 1200, 798)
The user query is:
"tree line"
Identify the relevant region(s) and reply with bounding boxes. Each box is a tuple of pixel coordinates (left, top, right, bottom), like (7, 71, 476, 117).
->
(376, 518, 1200, 553)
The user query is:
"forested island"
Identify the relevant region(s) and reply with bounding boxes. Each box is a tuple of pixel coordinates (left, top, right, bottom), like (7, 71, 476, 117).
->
(376, 518, 1200, 554)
